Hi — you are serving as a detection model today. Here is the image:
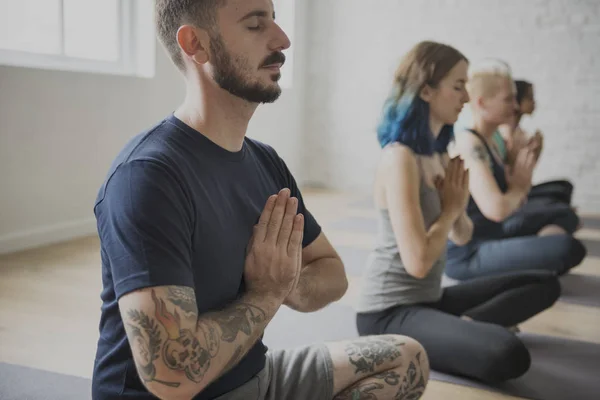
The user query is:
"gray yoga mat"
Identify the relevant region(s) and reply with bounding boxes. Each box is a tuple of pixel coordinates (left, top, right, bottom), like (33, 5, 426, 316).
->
(559, 273, 600, 308)
(582, 217, 600, 230)
(582, 239, 600, 258)
(430, 333, 600, 400)
(0, 362, 92, 400)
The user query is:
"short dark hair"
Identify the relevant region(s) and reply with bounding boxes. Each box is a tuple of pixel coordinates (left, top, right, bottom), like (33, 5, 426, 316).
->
(155, 0, 226, 71)
(515, 80, 533, 105)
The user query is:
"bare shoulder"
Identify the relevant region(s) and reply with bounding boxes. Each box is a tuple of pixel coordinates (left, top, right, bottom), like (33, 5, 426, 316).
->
(381, 143, 419, 171)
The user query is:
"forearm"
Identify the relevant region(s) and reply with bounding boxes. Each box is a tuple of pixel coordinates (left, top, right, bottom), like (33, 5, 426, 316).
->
(500, 186, 528, 217)
(195, 291, 281, 380)
(449, 212, 473, 245)
(284, 257, 347, 313)
(124, 288, 282, 400)
(418, 211, 456, 275)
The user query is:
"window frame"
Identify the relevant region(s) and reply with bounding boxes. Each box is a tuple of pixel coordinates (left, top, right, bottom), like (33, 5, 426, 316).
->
(0, 0, 155, 78)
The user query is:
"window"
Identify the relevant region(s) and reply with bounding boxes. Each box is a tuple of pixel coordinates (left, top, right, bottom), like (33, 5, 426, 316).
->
(0, 0, 155, 77)
(274, 0, 295, 89)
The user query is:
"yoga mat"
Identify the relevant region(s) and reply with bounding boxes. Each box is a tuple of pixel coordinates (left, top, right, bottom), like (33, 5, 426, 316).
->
(430, 333, 600, 400)
(0, 362, 92, 400)
(559, 273, 600, 308)
(582, 217, 600, 231)
(582, 239, 600, 258)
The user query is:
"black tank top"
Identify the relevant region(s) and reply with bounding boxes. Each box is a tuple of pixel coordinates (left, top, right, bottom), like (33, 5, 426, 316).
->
(465, 129, 509, 225)
(447, 129, 507, 260)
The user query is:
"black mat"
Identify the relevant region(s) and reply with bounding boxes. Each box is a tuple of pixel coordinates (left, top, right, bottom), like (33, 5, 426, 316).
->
(559, 273, 600, 308)
(430, 333, 600, 400)
(0, 362, 92, 400)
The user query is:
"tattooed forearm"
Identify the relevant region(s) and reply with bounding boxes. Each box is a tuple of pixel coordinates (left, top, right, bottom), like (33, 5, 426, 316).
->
(167, 287, 198, 318)
(222, 345, 244, 375)
(212, 303, 267, 342)
(152, 290, 211, 383)
(344, 337, 405, 375)
(395, 352, 426, 400)
(123, 287, 275, 394)
(471, 145, 491, 164)
(126, 310, 181, 388)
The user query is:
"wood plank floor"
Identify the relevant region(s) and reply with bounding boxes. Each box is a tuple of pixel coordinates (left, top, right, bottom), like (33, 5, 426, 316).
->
(0, 188, 599, 400)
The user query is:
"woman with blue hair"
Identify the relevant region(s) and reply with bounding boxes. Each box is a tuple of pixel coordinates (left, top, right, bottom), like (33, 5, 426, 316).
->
(355, 41, 559, 384)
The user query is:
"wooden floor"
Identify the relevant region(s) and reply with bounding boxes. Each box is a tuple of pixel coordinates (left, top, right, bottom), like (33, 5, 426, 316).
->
(0, 188, 599, 400)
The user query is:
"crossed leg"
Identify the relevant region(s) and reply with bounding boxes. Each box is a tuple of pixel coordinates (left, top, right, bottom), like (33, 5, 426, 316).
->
(328, 335, 429, 400)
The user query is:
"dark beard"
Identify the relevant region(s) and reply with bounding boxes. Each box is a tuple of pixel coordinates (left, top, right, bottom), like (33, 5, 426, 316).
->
(210, 34, 282, 104)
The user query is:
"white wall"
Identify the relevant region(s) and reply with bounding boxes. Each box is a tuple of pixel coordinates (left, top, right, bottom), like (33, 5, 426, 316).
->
(0, 0, 308, 254)
(304, 0, 600, 213)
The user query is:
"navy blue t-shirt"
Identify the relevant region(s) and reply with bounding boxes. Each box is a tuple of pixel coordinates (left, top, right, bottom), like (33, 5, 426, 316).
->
(91, 115, 321, 399)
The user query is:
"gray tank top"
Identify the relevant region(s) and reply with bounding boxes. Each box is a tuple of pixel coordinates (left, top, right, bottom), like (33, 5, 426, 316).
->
(356, 163, 445, 313)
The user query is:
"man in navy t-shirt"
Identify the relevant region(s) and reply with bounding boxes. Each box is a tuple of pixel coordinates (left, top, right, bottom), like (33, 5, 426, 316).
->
(91, 1, 428, 399)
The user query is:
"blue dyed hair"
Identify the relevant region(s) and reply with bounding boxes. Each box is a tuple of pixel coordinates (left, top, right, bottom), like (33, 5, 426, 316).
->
(377, 41, 468, 155)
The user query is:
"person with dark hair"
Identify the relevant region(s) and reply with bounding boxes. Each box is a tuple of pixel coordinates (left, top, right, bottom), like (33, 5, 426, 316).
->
(355, 41, 560, 385)
(494, 80, 574, 206)
(447, 65, 586, 281)
(91, 1, 429, 400)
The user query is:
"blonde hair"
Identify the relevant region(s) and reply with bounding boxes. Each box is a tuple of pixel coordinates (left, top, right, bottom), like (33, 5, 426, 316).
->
(466, 59, 513, 100)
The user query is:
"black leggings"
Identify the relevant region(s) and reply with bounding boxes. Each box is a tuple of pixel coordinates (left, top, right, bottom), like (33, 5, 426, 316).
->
(528, 179, 573, 205)
(446, 202, 586, 280)
(356, 271, 560, 384)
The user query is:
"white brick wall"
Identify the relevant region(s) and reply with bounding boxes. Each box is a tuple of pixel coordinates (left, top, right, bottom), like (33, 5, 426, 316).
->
(303, 0, 600, 213)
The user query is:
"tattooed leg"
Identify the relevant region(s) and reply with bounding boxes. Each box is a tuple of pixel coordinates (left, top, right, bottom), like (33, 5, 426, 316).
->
(326, 335, 429, 399)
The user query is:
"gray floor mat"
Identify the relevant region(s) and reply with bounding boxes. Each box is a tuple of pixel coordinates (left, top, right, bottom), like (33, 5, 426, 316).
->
(582, 217, 600, 230)
(559, 273, 600, 307)
(430, 333, 600, 400)
(0, 362, 92, 400)
(582, 239, 600, 258)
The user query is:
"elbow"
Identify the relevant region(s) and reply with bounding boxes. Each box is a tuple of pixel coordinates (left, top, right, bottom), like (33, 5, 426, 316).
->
(333, 262, 349, 301)
(149, 387, 194, 400)
(148, 381, 206, 400)
(481, 203, 511, 223)
(405, 259, 432, 280)
(451, 235, 471, 246)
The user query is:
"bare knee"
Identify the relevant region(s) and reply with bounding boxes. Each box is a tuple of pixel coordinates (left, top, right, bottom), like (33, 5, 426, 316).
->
(378, 334, 430, 395)
(327, 334, 429, 396)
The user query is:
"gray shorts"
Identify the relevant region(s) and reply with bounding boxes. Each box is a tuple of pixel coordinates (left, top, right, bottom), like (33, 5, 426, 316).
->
(215, 344, 334, 400)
